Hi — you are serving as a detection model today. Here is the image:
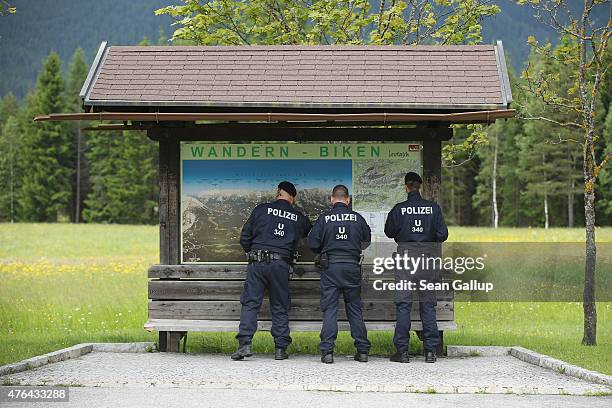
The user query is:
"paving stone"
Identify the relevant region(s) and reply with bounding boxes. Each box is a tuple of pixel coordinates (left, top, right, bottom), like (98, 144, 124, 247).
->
(1, 352, 610, 396)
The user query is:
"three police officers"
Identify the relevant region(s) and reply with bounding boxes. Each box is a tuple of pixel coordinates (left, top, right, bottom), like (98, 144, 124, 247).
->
(232, 181, 311, 361)
(384, 172, 448, 363)
(307, 185, 372, 364)
(233, 172, 447, 363)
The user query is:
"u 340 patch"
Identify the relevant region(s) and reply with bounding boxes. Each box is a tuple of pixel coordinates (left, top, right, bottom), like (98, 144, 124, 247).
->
(335, 225, 349, 240)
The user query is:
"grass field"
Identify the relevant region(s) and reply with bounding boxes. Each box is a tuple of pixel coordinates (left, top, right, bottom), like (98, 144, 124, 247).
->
(0, 223, 610, 375)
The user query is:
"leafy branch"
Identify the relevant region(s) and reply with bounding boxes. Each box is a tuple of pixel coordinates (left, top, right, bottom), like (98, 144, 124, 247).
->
(0, 0, 16, 15)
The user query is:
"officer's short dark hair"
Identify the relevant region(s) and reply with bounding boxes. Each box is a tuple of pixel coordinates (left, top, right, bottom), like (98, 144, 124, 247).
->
(404, 172, 422, 190)
(277, 181, 297, 197)
(332, 184, 349, 199)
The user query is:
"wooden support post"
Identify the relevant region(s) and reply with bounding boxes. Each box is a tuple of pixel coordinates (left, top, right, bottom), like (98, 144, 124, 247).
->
(157, 137, 180, 265)
(158, 331, 168, 352)
(158, 139, 169, 265)
(167, 331, 184, 353)
(167, 140, 180, 265)
(422, 136, 443, 203)
(158, 331, 186, 353)
(423, 132, 447, 358)
(156, 135, 182, 353)
(437, 330, 444, 356)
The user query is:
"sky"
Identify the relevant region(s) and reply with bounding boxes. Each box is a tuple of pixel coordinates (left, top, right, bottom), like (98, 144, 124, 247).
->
(182, 159, 352, 196)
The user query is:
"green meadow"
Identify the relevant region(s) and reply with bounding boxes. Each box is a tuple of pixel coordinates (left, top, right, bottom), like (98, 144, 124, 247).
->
(0, 224, 610, 374)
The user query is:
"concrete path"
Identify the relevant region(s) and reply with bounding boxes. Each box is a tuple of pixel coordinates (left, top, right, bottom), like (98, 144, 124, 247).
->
(1, 352, 610, 396)
(1, 386, 611, 408)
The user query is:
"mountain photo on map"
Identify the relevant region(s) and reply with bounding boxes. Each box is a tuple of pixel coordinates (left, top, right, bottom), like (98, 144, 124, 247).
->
(181, 159, 352, 263)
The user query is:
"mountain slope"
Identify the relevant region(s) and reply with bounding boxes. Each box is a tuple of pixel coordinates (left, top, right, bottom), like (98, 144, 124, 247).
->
(0, 0, 172, 98)
(0, 0, 603, 98)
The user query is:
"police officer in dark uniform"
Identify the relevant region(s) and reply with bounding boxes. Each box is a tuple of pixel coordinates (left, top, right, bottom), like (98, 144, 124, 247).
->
(232, 181, 311, 361)
(384, 172, 448, 363)
(307, 184, 371, 364)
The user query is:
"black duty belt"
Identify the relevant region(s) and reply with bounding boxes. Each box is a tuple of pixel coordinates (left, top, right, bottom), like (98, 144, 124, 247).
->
(247, 249, 291, 264)
(328, 255, 361, 265)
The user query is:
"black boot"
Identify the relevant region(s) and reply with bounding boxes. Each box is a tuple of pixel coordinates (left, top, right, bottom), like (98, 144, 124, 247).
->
(321, 352, 334, 364)
(425, 350, 437, 363)
(274, 348, 288, 360)
(390, 351, 410, 363)
(354, 352, 369, 362)
(231, 344, 253, 360)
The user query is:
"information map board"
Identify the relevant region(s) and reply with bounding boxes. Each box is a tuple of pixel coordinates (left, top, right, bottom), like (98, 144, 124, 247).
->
(180, 142, 421, 263)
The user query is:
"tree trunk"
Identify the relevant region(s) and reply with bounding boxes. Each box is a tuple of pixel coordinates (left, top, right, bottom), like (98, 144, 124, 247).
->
(568, 145, 575, 228)
(450, 168, 456, 223)
(75, 121, 81, 223)
(544, 191, 549, 229)
(568, 183, 574, 228)
(492, 140, 499, 228)
(9, 137, 14, 223)
(582, 134, 597, 345)
(577, 12, 597, 345)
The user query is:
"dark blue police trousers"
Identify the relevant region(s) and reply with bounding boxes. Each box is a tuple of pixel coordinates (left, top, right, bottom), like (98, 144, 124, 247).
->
(319, 262, 371, 354)
(236, 259, 291, 348)
(393, 276, 439, 353)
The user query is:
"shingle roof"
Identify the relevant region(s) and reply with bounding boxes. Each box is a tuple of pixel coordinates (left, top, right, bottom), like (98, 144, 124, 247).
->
(81, 43, 512, 111)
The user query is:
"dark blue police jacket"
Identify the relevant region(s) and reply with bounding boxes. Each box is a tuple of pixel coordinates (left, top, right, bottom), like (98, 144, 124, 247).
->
(240, 199, 312, 256)
(384, 191, 448, 243)
(307, 202, 371, 258)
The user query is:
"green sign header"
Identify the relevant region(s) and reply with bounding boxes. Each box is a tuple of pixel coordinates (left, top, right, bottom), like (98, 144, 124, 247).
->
(181, 142, 422, 160)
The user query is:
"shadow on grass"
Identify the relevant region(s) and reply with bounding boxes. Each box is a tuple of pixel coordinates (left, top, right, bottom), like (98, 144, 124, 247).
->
(184, 330, 425, 356)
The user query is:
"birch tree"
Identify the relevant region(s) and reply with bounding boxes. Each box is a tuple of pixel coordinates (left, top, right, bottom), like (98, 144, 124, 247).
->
(519, 0, 612, 345)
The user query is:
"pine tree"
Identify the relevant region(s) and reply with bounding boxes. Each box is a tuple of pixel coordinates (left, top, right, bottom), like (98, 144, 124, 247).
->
(66, 48, 88, 110)
(517, 95, 578, 228)
(81, 37, 158, 225)
(0, 92, 22, 221)
(82, 130, 123, 223)
(472, 67, 527, 227)
(473, 125, 500, 227)
(497, 118, 526, 227)
(66, 48, 90, 222)
(516, 45, 583, 228)
(115, 131, 158, 224)
(595, 46, 612, 226)
(597, 109, 612, 222)
(441, 126, 480, 226)
(83, 130, 158, 224)
(599, 45, 612, 115)
(17, 52, 72, 222)
(0, 93, 19, 126)
(0, 115, 21, 222)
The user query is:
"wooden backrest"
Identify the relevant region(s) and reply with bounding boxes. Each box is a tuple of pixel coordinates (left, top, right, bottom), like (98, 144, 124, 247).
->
(148, 264, 454, 322)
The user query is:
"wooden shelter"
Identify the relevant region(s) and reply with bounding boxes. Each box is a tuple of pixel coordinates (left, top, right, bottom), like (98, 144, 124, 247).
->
(36, 42, 514, 353)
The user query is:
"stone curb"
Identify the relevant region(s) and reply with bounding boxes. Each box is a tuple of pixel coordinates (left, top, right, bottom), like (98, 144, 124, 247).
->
(0, 342, 156, 377)
(447, 345, 510, 357)
(509, 346, 612, 387)
(448, 345, 612, 387)
(5, 378, 608, 396)
(89, 342, 156, 353)
(2, 343, 610, 394)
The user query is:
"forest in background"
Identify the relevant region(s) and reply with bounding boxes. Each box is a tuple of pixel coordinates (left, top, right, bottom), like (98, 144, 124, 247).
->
(0, 1, 611, 228)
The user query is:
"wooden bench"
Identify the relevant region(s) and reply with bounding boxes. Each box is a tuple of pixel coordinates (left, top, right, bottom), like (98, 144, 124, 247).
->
(145, 264, 456, 354)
